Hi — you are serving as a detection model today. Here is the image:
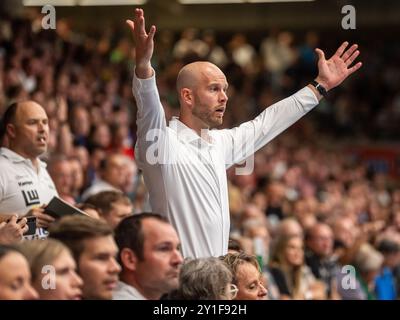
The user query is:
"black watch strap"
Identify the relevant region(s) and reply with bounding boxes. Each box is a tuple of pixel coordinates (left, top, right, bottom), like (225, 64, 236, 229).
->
(310, 80, 328, 98)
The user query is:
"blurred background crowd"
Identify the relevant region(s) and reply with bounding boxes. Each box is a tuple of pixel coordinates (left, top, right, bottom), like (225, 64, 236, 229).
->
(1, 0, 400, 300)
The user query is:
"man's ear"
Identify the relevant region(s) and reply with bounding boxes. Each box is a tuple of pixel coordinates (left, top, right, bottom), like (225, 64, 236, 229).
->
(120, 248, 138, 272)
(181, 88, 194, 108)
(6, 123, 16, 139)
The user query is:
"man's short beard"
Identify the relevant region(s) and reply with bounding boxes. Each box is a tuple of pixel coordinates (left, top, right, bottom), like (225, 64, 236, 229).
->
(192, 105, 222, 129)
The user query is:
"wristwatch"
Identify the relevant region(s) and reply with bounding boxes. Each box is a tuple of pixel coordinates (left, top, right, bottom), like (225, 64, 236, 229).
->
(310, 80, 328, 98)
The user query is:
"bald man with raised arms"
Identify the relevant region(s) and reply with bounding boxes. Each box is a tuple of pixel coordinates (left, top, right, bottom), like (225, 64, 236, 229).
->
(127, 8, 362, 258)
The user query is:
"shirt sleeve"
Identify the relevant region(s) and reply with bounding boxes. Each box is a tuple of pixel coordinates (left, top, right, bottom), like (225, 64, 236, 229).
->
(214, 86, 319, 168)
(132, 70, 167, 165)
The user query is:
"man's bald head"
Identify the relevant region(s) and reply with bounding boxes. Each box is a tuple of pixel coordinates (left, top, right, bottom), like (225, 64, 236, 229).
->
(15, 101, 46, 121)
(2, 100, 49, 159)
(308, 223, 333, 238)
(176, 61, 224, 93)
(176, 61, 228, 132)
(1, 101, 45, 131)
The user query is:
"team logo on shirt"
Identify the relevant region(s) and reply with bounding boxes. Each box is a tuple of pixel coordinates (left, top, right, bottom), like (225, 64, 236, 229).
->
(21, 189, 40, 206)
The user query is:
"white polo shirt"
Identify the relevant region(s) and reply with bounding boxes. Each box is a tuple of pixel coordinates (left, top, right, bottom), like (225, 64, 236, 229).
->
(133, 71, 318, 258)
(0, 147, 57, 219)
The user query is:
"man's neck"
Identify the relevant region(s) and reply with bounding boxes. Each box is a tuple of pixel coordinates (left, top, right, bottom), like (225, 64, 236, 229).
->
(178, 114, 209, 137)
(177, 116, 213, 144)
(8, 145, 40, 172)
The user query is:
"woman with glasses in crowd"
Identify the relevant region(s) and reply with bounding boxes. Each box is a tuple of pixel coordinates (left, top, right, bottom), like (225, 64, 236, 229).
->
(222, 252, 268, 300)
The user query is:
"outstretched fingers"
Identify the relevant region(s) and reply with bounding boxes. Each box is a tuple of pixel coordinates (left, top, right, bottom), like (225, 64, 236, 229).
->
(333, 41, 349, 58)
(341, 44, 358, 61)
(127, 8, 146, 37)
(148, 25, 156, 41)
(345, 49, 360, 67)
(126, 19, 134, 32)
(135, 8, 147, 36)
(348, 61, 362, 75)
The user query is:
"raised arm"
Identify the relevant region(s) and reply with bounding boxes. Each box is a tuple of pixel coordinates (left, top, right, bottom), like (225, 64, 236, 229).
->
(126, 8, 155, 79)
(127, 9, 166, 166)
(215, 42, 362, 168)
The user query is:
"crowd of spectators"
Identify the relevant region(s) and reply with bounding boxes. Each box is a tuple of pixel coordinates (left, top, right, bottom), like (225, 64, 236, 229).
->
(1, 11, 400, 300)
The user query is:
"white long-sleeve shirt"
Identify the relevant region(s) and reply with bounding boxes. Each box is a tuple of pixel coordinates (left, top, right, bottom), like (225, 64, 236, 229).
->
(133, 71, 319, 258)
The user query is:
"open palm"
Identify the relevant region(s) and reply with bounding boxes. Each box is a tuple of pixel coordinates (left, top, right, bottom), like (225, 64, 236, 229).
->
(315, 42, 362, 91)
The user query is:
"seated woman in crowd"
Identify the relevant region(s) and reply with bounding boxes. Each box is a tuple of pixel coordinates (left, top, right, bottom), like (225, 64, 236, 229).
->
(0, 245, 38, 300)
(170, 257, 237, 300)
(222, 252, 268, 300)
(269, 235, 326, 300)
(18, 239, 83, 300)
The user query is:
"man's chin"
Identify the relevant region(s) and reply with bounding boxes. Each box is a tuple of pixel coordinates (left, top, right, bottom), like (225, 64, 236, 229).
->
(35, 147, 47, 156)
(166, 279, 180, 291)
(209, 119, 223, 128)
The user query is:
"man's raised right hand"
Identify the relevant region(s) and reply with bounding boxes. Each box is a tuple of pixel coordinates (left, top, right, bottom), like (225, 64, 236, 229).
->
(126, 8, 156, 79)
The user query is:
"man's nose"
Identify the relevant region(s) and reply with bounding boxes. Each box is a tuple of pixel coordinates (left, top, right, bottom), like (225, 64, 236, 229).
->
(25, 284, 39, 300)
(38, 122, 46, 131)
(109, 257, 122, 274)
(171, 249, 184, 266)
(219, 90, 228, 103)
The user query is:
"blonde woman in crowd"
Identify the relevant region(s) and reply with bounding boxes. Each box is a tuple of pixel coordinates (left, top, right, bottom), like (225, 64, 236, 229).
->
(0, 245, 38, 300)
(222, 252, 268, 300)
(18, 239, 83, 300)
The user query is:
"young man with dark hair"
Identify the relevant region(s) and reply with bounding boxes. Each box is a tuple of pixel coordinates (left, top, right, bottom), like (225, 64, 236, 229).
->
(49, 215, 121, 300)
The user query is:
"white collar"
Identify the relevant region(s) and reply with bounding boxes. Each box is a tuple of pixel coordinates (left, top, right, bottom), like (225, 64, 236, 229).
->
(115, 281, 147, 300)
(169, 117, 215, 146)
(0, 147, 47, 168)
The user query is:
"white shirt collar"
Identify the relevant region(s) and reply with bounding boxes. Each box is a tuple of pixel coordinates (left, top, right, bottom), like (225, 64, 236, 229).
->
(169, 117, 215, 146)
(0, 147, 47, 168)
(113, 281, 147, 300)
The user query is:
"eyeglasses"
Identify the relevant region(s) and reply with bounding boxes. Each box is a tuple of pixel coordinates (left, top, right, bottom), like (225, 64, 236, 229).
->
(228, 283, 239, 300)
